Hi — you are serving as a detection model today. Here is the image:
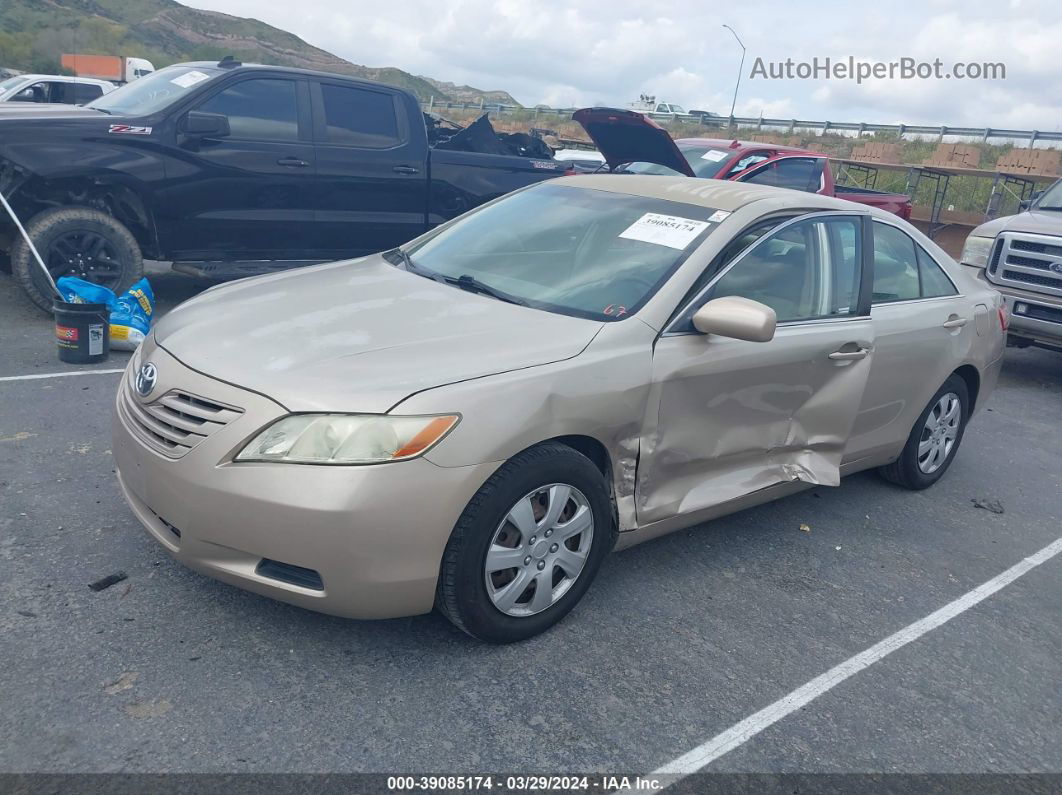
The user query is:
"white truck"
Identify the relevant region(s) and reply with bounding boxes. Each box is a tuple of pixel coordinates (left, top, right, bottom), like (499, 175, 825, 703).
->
(627, 94, 688, 116)
(60, 54, 155, 84)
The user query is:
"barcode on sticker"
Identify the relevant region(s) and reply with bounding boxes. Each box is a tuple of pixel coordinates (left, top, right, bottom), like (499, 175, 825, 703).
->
(618, 213, 710, 250)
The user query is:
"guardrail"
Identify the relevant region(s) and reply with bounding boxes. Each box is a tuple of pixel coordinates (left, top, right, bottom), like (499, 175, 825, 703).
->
(421, 98, 1062, 146)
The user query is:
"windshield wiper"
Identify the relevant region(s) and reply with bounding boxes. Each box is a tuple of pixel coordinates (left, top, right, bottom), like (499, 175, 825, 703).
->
(436, 274, 528, 306)
(1036, 205, 1062, 211)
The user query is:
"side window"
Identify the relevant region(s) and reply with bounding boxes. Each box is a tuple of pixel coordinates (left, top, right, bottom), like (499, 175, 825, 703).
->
(318, 83, 401, 147)
(740, 158, 823, 192)
(871, 222, 958, 302)
(72, 83, 104, 104)
(917, 246, 958, 297)
(196, 78, 299, 142)
(704, 216, 862, 323)
(14, 82, 47, 102)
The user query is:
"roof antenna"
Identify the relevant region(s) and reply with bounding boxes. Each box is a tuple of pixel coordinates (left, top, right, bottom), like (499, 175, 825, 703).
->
(217, 55, 242, 69)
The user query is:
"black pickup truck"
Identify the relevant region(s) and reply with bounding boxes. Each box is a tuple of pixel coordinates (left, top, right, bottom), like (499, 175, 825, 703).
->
(0, 58, 567, 310)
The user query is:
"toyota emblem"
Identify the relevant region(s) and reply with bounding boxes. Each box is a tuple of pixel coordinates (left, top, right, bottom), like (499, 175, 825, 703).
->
(1051, 262, 1062, 275)
(135, 362, 158, 397)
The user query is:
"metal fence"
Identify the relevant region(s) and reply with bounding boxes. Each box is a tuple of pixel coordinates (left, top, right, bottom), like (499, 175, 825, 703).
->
(421, 98, 1062, 146)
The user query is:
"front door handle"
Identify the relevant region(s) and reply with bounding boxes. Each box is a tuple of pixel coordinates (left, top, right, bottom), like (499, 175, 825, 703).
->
(277, 156, 309, 167)
(828, 347, 869, 361)
(942, 316, 968, 329)
(393, 165, 419, 175)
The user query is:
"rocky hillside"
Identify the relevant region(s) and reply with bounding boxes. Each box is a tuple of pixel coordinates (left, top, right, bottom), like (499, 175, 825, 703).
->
(0, 0, 513, 103)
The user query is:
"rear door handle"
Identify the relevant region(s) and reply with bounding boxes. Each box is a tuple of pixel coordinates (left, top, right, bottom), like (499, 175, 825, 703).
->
(828, 347, 869, 361)
(276, 157, 309, 167)
(392, 165, 419, 175)
(942, 317, 968, 329)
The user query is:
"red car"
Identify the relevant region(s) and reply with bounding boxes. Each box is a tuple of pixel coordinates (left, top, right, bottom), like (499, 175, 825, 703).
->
(573, 108, 912, 219)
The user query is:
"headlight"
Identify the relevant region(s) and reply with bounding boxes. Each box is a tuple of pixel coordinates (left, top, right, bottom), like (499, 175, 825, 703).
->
(960, 235, 995, 267)
(235, 414, 459, 464)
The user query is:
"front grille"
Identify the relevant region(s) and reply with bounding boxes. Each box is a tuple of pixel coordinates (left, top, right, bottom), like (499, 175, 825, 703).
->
(986, 232, 1062, 297)
(1001, 270, 1062, 290)
(256, 559, 324, 591)
(1012, 238, 1062, 257)
(119, 371, 243, 458)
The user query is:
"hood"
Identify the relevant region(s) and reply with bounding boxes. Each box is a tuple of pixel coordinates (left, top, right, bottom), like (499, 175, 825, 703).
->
(573, 107, 695, 177)
(973, 208, 1062, 238)
(0, 104, 108, 119)
(154, 257, 602, 413)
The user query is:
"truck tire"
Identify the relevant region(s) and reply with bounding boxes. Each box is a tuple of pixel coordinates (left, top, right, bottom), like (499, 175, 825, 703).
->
(12, 206, 143, 313)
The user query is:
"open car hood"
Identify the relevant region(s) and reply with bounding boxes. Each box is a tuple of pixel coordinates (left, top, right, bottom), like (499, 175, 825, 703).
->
(573, 107, 695, 177)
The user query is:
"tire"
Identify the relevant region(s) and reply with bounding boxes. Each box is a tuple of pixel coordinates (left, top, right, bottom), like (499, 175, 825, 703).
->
(12, 206, 143, 313)
(436, 443, 615, 643)
(879, 374, 970, 490)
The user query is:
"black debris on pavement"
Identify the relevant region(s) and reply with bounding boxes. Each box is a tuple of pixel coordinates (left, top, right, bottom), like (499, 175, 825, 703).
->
(88, 571, 128, 592)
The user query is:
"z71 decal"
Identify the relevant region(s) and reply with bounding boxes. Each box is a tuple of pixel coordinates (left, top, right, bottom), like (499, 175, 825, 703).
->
(108, 125, 153, 135)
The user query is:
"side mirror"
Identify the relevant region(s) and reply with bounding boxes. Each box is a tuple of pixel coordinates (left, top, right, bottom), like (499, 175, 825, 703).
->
(180, 111, 230, 138)
(1020, 189, 1044, 212)
(692, 296, 777, 342)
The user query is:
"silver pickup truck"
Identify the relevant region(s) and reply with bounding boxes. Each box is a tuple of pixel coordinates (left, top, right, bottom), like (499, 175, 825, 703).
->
(961, 178, 1062, 352)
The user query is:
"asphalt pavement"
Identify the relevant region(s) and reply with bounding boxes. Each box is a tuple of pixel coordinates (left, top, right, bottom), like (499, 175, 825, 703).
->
(0, 262, 1059, 779)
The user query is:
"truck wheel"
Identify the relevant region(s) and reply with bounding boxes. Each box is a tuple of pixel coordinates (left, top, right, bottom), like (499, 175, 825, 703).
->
(12, 206, 143, 313)
(436, 443, 615, 643)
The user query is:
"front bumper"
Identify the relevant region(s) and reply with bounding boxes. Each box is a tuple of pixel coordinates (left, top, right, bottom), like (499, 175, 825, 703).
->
(967, 265, 1062, 349)
(112, 342, 500, 619)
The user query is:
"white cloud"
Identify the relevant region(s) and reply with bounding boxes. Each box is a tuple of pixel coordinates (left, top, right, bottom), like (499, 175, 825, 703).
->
(184, 0, 1062, 129)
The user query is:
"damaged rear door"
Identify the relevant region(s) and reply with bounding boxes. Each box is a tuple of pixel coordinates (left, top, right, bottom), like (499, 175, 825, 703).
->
(636, 212, 874, 525)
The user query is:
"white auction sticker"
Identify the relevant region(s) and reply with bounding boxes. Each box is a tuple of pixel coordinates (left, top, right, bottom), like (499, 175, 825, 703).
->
(618, 213, 710, 250)
(708, 210, 731, 223)
(700, 149, 729, 162)
(171, 70, 211, 88)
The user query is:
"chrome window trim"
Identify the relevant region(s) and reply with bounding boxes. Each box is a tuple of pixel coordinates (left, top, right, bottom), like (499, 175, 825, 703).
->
(662, 209, 870, 337)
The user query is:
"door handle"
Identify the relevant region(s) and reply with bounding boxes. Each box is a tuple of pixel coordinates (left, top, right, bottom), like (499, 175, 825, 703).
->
(828, 347, 869, 361)
(392, 165, 419, 175)
(942, 316, 968, 329)
(276, 156, 309, 167)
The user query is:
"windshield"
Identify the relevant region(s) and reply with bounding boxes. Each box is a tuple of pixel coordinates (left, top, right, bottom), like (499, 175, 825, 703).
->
(0, 76, 27, 92)
(402, 183, 720, 321)
(88, 65, 221, 115)
(623, 145, 732, 178)
(1035, 179, 1062, 210)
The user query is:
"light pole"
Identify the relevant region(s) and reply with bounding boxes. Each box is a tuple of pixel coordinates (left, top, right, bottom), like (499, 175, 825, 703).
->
(722, 24, 745, 121)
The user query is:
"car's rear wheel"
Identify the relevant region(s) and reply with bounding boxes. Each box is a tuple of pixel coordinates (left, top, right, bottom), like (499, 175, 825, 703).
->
(436, 443, 614, 643)
(879, 374, 970, 490)
(12, 206, 143, 312)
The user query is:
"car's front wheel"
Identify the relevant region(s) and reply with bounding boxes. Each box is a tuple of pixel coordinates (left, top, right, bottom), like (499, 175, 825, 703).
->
(436, 443, 614, 643)
(879, 374, 970, 490)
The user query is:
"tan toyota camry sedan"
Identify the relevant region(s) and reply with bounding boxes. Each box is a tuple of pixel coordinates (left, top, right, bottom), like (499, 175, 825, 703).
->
(113, 176, 1007, 642)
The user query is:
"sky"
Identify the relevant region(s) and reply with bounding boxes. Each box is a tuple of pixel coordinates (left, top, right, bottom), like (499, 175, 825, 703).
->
(186, 0, 1062, 130)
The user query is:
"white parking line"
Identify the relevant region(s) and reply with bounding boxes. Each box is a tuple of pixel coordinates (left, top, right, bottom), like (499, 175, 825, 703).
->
(0, 369, 125, 383)
(654, 535, 1062, 782)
